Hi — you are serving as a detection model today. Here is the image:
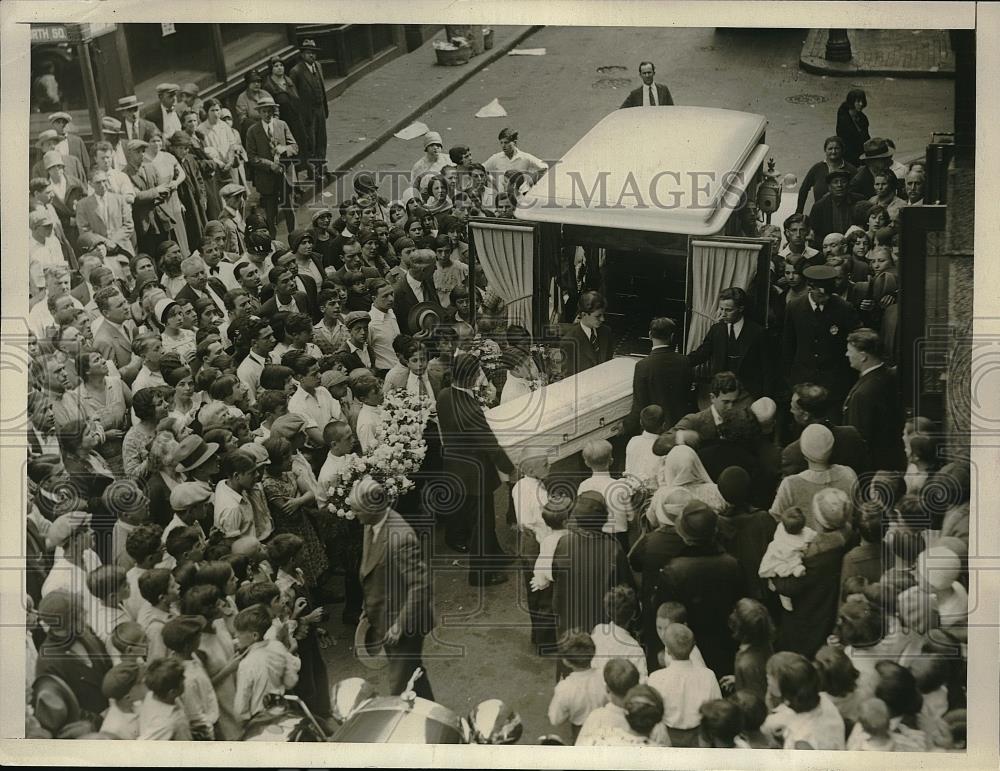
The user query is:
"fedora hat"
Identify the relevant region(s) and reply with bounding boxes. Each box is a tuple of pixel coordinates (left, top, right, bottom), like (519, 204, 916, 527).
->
(36, 128, 59, 147)
(115, 95, 144, 112)
(32, 674, 81, 734)
(407, 301, 443, 336)
(298, 38, 320, 51)
(859, 138, 892, 160)
(174, 435, 220, 474)
(353, 616, 388, 670)
(255, 94, 278, 110)
(675, 500, 718, 545)
(100, 116, 122, 134)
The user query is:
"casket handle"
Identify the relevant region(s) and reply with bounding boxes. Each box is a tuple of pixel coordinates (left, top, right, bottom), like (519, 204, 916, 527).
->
(562, 433, 570, 443)
(598, 417, 606, 428)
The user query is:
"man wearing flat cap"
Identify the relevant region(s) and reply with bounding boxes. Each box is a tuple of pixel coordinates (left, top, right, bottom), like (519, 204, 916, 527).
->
(49, 111, 91, 180)
(339, 311, 378, 373)
(290, 38, 330, 181)
(782, 264, 860, 407)
(218, 183, 249, 255)
(76, 169, 136, 257)
(483, 127, 547, 190)
(807, 167, 863, 247)
(150, 83, 183, 138)
(245, 93, 298, 238)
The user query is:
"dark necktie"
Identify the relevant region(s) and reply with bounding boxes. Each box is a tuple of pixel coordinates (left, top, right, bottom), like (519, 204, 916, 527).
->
(590, 330, 600, 354)
(648, 85, 655, 106)
(728, 323, 737, 347)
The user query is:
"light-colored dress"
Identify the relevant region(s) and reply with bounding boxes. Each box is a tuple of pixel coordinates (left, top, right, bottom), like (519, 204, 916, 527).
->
(146, 149, 189, 254)
(161, 328, 197, 362)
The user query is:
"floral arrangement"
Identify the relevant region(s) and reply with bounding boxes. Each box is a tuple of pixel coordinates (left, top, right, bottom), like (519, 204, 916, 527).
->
(461, 334, 503, 376)
(325, 388, 434, 519)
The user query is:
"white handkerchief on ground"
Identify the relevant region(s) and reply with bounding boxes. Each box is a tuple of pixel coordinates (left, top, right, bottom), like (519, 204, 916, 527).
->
(476, 98, 508, 118)
(394, 121, 430, 140)
(508, 48, 547, 56)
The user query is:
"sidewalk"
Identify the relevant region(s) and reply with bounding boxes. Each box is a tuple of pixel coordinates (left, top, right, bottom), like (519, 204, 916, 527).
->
(800, 29, 955, 78)
(323, 25, 540, 178)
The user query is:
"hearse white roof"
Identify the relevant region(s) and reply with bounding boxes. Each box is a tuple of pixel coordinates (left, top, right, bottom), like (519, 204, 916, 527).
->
(515, 106, 768, 236)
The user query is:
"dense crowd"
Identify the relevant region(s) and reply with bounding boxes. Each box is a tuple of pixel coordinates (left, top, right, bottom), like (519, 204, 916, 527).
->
(22, 48, 966, 753)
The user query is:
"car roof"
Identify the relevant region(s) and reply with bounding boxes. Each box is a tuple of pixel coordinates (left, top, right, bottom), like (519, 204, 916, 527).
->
(516, 106, 768, 235)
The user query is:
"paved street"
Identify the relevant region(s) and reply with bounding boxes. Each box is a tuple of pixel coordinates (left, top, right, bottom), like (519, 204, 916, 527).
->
(314, 25, 955, 743)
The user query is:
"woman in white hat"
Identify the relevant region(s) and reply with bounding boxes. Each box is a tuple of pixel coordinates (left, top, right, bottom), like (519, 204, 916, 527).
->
(410, 130, 449, 186)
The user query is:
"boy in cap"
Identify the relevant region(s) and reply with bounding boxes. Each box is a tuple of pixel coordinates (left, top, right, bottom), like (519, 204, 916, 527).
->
(162, 615, 218, 739)
(100, 662, 147, 739)
(138, 656, 192, 740)
(164, 482, 212, 544)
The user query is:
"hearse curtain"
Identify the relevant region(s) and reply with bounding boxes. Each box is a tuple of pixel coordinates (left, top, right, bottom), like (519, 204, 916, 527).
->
(470, 221, 535, 329)
(685, 239, 762, 353)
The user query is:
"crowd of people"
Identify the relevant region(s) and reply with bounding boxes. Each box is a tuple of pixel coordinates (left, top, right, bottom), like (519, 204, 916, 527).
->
(21, 47, 966, 754)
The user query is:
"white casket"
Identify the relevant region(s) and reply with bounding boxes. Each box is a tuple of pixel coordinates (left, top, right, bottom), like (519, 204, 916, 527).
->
(485, 356, 638, 464)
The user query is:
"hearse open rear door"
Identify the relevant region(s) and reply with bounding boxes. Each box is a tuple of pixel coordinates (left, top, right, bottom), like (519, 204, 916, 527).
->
(466, 217, 546, 336)
(683, 235, 772, 355)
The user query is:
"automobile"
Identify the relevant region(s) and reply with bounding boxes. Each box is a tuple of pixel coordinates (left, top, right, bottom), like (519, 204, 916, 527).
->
(242, 669, 523, 745)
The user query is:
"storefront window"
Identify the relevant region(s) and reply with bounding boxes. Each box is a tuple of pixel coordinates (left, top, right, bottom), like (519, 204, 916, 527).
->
(124, 23, 214, 105)
(30, 28, 97, 114)
(221, 24, 290, 73)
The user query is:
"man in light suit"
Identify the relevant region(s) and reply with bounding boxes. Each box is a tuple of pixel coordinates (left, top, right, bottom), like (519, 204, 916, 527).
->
(351, 479, 436, 700)
(393, 249, 439, 336)
(843, 328, 905, 471)
(75, 170, 136, 256)
(687, 287, 769, 398)
(92, 286, 141, 384)
(289, 38, 329, 181)
(245, 94, 298, 238)
(559, 290, 615, 377)
(629, 316, 693, 435)
(620, 61, 674, 108)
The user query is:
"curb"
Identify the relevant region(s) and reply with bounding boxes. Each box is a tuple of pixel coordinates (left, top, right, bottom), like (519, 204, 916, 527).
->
(329, 25, 544, 178)
(798, 29, 954, 79)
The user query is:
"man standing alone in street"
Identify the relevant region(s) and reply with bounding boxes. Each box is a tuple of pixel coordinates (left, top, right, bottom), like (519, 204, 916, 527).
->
(620, 61, 674, 108)
(290, 39, 329, 182)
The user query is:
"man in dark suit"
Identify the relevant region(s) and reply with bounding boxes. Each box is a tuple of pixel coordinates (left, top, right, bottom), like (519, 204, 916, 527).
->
(175, 255, 229, 320)
(687, 287, 769, 398)
(35, 590, 112, 721)
(437, 354, 514, 586)
(289, 38, 330, 181)
(148, 83, 183, 139)
(259, 250, 319, 320)
(350, 478, 436, 700)
(620, 61, 674, 108)
(559, 290, 614, 377)
(116, 95, 157, 143)
(781, 382, 871, 477)
(808, 168, 863, 247)
(258, 265, 311, 320)
(393, 249, 439, 336)
(629, 316, 692, 435)
(843, 328, 906, 471)
(244, 95, 298, 238)
(781, 265, 860, 407)
(653, 371, 754, 456)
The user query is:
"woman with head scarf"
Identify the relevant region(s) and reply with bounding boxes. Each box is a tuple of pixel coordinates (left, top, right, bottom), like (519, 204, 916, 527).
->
(652, 445, 727, 527)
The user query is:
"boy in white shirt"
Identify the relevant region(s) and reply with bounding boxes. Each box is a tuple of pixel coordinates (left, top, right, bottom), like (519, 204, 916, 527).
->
(578, 439, 633, 554)
(576, 659, 671, 746)
(625, 405, 663, 489)
(647, 623, 721, 747)
(547, 631, 607, 743)
(232, 604, 301, 722)
(138, 657, 192, 740)
(511, 450, 552, 645)
(352, 374, 384, 454)
(162, 615, 219, 740)
(654, 602, 707, 669)
(316, 420, 355, 509)
(590, 585, 647, 681)
(100, 662, 147, 739)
